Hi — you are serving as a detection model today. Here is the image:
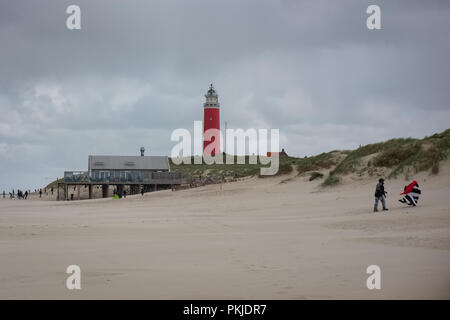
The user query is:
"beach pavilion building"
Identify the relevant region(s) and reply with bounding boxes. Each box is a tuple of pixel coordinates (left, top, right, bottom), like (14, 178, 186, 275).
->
(59, 152, 186, 200)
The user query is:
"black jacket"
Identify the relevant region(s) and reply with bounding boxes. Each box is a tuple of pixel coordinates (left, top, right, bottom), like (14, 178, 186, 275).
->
(375, 182, 386, 197)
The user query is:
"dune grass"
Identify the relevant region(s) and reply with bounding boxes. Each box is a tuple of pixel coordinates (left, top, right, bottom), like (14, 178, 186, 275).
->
(170, 154, 295, 180)
(323, 174, 340, 186)
(296, 152, 338, 175)
(322, 128, 450, 185)
(45, 129, 450, 188)
(169, 129, 450, 185)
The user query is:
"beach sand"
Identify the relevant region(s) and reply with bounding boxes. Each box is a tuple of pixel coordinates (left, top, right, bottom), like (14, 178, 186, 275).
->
(1, 161, 449, 299)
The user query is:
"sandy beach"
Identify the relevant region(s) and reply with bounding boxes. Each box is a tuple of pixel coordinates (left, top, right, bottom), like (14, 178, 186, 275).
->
(1, 161, 449, 299)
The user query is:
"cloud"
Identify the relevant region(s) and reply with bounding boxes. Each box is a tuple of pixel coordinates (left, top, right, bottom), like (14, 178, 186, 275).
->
(0, 0, 449, 190)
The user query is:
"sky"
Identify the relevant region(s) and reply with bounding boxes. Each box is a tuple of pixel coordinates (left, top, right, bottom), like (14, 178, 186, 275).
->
(0, 0, 449, 191)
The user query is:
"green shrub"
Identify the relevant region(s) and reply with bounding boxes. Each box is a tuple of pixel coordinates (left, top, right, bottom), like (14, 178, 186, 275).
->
(322, 174, 340, 186)
(309, 172, 324, 181)
(275, 162, 293, 176)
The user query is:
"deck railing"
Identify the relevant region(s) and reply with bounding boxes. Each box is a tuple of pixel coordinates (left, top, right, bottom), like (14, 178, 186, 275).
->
(63, 171, 186, 184)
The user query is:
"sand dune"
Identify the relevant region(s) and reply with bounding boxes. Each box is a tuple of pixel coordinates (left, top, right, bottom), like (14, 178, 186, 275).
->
(1, 160, 449, 299)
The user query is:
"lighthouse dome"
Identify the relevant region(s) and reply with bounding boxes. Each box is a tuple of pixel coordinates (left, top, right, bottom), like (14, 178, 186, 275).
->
(206, 83, 218, 97)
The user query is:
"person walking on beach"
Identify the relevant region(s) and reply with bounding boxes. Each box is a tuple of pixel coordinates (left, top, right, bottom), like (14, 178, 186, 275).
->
(2, 190, 4, 198)
(399, 180, 421, 207)
(141, 186, 144, 196)
(374, 178, 388, 212)
(24, 190, 28, 199)
(123, 189, 127, 198)
(39, 189, 42, 198)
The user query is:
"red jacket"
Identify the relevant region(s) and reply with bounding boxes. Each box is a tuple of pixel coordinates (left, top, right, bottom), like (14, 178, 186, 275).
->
(401, 180, 418, 195)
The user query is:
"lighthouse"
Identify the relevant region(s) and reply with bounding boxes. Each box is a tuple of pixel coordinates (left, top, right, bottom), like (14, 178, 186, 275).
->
(203, 84, 220, 156)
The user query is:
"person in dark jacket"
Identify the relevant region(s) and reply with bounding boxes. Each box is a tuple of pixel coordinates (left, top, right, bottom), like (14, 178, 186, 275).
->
(374, 178, 388, 212)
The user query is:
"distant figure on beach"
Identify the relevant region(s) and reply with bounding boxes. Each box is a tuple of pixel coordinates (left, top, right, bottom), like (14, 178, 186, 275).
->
(39, 189, 42, 198)
(24, 190, 28, 199)
(399, 180, 421, 207)
(2, 190, 4, 198)
(123, 189, 127, 198)
(374, 178, 388, 212)
(51, 187, 54, 195)
(141, 187, 144, 196)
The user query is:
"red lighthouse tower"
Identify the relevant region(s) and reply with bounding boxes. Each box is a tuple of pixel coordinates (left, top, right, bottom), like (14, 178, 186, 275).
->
(203, 84, 220, 156)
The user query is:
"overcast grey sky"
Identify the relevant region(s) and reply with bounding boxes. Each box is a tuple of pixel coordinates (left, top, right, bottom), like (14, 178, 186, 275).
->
(1, 0, 449, 191)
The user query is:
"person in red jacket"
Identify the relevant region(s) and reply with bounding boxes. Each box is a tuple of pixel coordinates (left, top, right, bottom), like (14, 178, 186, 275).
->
(399, 180, 421, 206)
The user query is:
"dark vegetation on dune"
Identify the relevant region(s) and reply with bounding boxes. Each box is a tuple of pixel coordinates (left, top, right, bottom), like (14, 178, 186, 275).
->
(323, 128, 450, 186)
(47, 129, 450, 189)
(170, 129, 450, 186)
(296, 152, 338, 175)
(309, 172, 324, 181)
(169, 154, 294, 181)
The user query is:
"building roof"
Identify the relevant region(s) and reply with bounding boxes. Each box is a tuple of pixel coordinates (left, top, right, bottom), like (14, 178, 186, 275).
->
(88, 155, 170, 171)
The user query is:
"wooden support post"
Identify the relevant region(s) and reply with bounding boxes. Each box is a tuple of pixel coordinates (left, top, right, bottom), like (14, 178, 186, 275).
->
(117, 184, 123, 197)
(102, 184, 108, 198)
